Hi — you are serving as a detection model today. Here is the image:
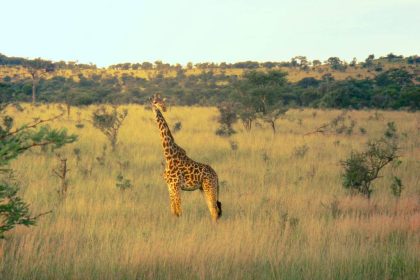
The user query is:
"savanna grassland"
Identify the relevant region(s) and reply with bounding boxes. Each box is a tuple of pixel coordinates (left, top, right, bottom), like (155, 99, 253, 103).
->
(1, 104, 419, 279)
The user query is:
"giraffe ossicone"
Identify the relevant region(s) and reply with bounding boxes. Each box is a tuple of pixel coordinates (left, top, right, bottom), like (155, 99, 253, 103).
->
(150, 94, 222, 221)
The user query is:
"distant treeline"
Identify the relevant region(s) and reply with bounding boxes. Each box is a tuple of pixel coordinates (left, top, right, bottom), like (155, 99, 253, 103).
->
(1, 52, 419, 71)
(0, 53, 419, 110)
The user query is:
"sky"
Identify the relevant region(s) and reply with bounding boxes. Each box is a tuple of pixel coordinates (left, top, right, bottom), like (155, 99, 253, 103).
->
(1, 0, 419, 67)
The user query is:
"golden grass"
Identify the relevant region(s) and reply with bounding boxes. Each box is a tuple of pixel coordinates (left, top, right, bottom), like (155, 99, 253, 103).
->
(0, 104, 419, 279)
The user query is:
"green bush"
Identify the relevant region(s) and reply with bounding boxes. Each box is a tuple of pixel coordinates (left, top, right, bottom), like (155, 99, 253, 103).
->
(341, 123, 400, 199)
(92, 106, 128, 151)
(0, 105, 77, 239)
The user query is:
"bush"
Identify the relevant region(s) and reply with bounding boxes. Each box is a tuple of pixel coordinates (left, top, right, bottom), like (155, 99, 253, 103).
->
(116, 173, 132, 191)
(92, 106, 128, 151)
(0, 105, 77, 239)
(341, 123, 400, 199)
(216, 103, 237, 137)
(293, 144, 309, 158)
(390, 176, 403, 198)
(0, 183, 35, 239)
(172, 121, 182, 134)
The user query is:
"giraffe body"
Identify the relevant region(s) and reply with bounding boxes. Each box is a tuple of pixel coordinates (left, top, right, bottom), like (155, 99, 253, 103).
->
(151, 95, 222, 221)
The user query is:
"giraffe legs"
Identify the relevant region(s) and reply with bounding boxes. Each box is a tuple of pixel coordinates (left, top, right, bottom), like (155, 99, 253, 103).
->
(202, 178, 221, 221)
(167, 181, 182, 217)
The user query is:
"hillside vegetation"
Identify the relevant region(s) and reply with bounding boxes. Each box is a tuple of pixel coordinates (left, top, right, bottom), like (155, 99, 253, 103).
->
(0, 53, 419, 110)
(0, 104, 419, 279)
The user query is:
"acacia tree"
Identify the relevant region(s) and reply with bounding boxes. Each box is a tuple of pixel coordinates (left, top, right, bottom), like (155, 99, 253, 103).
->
(215, 102, 237, 136)
(0, 104, 77, 239)
(92, 105, 128, 151)
(341, 122, 400, 199)
(233, 70, 289, 132)
(326, 57, 346, 71)
(23, 58, 54, 104)
(363, 54, 375, 69)
(257, 104, 288, 133)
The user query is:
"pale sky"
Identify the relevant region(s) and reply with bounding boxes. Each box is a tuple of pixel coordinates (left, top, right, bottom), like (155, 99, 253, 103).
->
(1, 0, 419, 67)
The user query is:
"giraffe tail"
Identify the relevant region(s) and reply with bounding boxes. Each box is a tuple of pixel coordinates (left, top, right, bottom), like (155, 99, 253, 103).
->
(216, 201, 222, 218)
(216, 178, 222, 218)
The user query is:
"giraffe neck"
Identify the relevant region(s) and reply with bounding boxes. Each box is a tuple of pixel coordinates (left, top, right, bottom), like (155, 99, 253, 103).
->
(154, 109, 185, 160)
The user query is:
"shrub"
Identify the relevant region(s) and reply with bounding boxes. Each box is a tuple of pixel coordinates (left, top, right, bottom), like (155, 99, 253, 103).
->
(293, 144, 309, 158)
(341, 122, 400, 199)
(215, 102, 237, 137)
(229, 140, 238, 151)
(390, 176, 403, 198)
(172, 121, 182, 134)
(0, 105, 77, 239)
(92, 105, 128, 151)
(116, 173, 132, 191)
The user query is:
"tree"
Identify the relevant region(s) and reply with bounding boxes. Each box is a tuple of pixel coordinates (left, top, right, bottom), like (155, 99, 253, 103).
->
(233, 70, 289, 132)
(92, 106, 128, 151)
(326, 57, 346, 71)
(375, 69, 413, 87)
(257, 105, 288, 133)
(341, 122, 400, 199)
(0, 104, 77, 239)
(141, 62, 153, 70)
(386, 53, 403, 62)
(215, 102, 237, 137)
(262, 61, 276, 69)
(290, 57, 299, 68)
(293, 56, 309, 70)
(312, 60, 322, 67)
(24, 58, 54, 104)
(297, 77, 320, 88)
(363, 54, 375, 69)
(406, 55, 419, 66)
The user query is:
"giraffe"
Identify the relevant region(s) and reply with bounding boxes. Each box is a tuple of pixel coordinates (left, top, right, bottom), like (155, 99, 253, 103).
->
(150, 94, 222, 221)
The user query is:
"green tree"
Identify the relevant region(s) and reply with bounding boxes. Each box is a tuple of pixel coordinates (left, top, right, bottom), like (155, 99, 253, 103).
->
(92, 106, 128, 151)
(215, 102, 237, 137)
(141, 62, 153, 70)
(375, 69, 413, 87)
(0, 105, 77, 239)
(341, 122, 400, 199)
(233, 70, 289, 132)
(23, 58, 54, 104)
(293, 56, 309, 70)
(312, 60, 322, 68)
(257, 105, 288, 133)
(363, 54, 375, 69)
(326, 57, 346, 71)
(349, 57, 357, 67)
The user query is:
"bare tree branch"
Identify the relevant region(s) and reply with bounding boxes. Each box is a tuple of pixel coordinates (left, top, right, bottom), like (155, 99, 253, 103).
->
(31, 210, 53, 220)
(304, 123, 329, 136)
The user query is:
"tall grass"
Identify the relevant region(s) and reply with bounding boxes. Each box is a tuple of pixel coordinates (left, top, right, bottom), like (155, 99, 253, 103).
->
(1, 104, 419, 279)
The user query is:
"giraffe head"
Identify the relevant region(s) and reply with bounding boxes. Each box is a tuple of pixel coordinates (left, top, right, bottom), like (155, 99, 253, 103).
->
(150, 94, 167, 112)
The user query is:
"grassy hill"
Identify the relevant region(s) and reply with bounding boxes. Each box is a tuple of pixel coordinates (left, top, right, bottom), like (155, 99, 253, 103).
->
(1, 54, 419, 84)
(0, 53, 419, 110)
